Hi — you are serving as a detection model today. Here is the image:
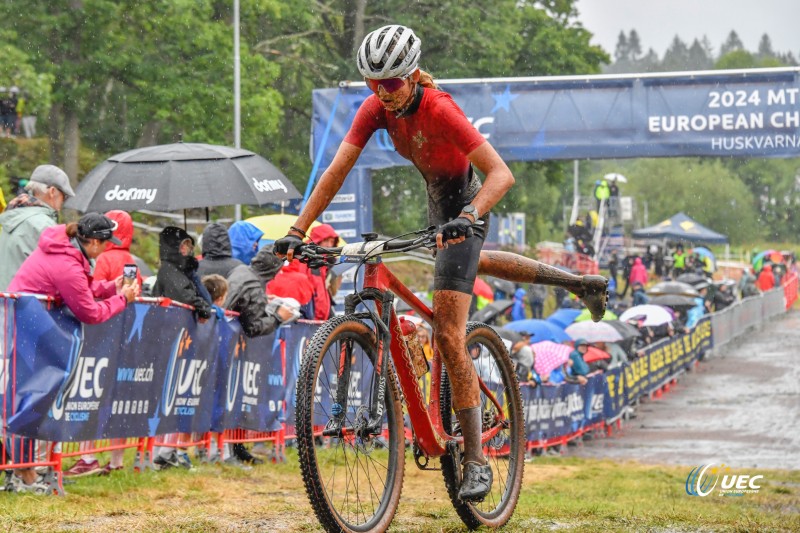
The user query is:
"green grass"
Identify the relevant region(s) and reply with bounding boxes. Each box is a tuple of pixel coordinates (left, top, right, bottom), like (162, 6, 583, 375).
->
(1, 449, 797, 532)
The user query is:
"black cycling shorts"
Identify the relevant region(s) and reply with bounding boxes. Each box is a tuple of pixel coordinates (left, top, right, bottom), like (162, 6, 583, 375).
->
(433, 216, 487, 294)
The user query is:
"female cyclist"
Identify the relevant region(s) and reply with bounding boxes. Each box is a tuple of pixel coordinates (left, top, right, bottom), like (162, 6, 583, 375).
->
(275, 24, 607, 502)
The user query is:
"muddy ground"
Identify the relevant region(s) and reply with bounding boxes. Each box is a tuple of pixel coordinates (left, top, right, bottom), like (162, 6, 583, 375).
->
(572, 310, 800, 470)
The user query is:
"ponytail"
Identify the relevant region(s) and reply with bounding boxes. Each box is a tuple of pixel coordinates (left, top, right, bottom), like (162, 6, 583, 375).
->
(65, 223, 79, 239)
(418, 69, 439, 90)
(65, 222, 91, 244)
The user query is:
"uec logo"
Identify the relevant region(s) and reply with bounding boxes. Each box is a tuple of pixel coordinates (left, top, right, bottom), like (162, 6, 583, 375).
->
(685, 463, 764, 496)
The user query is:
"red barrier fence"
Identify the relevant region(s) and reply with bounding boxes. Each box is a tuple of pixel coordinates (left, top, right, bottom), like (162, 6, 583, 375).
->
(784, 272, 798, 309)
(535, 247, 599, 275)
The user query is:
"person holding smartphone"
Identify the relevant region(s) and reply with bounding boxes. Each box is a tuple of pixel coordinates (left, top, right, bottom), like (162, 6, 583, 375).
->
(65, 209, 141, 477)
(7, 212, 138, 490)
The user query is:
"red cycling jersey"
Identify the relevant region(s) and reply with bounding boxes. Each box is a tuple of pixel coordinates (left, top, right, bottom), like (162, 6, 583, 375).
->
(344, 87, 486, 224)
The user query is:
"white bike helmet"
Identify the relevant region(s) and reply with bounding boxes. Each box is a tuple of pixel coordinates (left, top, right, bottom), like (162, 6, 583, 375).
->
(357, 25, 421, 79)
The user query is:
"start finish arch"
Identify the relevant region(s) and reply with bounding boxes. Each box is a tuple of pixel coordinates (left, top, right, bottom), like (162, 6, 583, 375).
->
(306, 67, 800, 241)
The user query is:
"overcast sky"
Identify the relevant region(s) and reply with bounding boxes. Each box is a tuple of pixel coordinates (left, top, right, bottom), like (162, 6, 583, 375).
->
(576, 0, 799, 59)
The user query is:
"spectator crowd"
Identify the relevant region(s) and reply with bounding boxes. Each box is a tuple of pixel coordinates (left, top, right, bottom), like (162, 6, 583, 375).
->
(0, 164, 343, 492)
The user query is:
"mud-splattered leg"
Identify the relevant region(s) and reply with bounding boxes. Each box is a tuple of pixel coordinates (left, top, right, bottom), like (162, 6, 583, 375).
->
(478, 250, 608, 321)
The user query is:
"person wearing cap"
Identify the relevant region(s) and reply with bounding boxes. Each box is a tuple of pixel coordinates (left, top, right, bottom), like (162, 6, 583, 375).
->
(0, 164, 75, 290)
(6, 213, 138, 490)
(567, 338, 591, 381)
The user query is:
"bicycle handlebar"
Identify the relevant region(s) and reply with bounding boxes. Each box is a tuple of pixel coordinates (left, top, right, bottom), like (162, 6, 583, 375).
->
(296, 221, 483, 268)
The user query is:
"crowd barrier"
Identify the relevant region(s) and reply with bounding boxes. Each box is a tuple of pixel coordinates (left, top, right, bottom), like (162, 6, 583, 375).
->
(535, 248, 599, 275)
(0, 274, 795, 494)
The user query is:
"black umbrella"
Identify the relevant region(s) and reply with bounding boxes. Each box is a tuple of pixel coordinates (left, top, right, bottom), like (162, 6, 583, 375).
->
(646, 281, 700, 298)
(649, 294, 697, 308)
(606, 320, 641, 340)
(676, 273, 709, 286)
(66, 142, 301, 213)
(470, 299, 513, 323)
(486, 276, 516, 297)
(492, 327, 523, 345)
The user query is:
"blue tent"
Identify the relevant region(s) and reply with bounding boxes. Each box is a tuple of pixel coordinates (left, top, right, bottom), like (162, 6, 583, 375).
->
(632, 212, 728, 244)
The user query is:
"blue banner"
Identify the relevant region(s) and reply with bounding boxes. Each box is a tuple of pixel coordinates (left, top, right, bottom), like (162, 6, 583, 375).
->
(2, 296, 715, 445)
(313, 69, 800, 169)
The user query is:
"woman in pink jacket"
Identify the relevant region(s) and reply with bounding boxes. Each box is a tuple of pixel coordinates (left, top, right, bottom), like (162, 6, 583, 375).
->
(7, 213, 137, 491)
(628, 257, 649, 288)
(9, 212, 138, 323)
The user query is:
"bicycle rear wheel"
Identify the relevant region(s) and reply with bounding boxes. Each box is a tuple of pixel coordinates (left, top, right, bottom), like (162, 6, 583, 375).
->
(440, 322, 525, 529)
(296, 316, 405, 533)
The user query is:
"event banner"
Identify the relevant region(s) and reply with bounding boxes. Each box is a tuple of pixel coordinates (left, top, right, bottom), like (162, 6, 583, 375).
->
(312, 68, 800, 169)
(4, 297, 298, 441)
(625, 316, 713, 404)
(2, 295, 716, 444)
(521, 373, 606, 442)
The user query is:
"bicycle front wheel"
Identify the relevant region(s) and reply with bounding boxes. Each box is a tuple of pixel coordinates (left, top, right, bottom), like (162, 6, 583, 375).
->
(440, 322, 525, 529)
(296, 316, 405, 533)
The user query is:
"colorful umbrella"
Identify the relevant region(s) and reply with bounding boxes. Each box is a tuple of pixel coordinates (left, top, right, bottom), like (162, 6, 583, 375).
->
(691, 247, 716, 270)
(619, 304, 674, 326)
(752, 249, 778, 272)
(546, 308, 582, 329)
(504, 319, 570, 343)
(473, 277, 495, 300)
(574, 308, 618, 322)
(565, 321, 624, 343)
(583, 346, 611, 363)
(531, 341, 572, 376)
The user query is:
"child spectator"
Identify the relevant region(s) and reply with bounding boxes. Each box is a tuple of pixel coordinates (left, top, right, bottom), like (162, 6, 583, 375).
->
(202, 274, 228, 306)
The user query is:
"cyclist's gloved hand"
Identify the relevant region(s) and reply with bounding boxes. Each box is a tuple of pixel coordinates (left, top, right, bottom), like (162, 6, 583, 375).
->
(274, 234, 304, 257)
(438, 216, 475, 241)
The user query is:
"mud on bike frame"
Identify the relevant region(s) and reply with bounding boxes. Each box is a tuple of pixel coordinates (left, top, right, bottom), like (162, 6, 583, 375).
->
(296, 226, 509, 461)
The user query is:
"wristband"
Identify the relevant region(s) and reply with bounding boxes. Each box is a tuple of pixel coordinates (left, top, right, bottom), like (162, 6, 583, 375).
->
(289, 226, 308, 238)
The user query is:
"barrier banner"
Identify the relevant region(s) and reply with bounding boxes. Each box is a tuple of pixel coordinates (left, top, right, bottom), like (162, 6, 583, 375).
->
(8, 297, 223, 440)
(522, 381, 588, 442)
(211, 324, 284, 433)
(281, 321, 318, 431)
(626, 316, 713, 403)
(602, 367, 626, 421)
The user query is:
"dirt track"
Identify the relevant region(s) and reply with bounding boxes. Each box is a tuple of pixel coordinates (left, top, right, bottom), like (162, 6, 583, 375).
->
(572, 310, 800, 470)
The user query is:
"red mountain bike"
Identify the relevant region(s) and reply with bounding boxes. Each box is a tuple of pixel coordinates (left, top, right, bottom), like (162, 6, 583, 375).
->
(295, 227, 524, 532)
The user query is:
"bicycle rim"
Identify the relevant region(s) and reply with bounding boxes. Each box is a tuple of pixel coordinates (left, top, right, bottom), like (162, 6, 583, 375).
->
(440, 322, 525, 529)
(297, 317, 405, 533)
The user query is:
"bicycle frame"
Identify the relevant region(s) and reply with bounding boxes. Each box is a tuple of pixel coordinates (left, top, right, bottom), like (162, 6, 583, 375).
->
(355, 257, 507, 459)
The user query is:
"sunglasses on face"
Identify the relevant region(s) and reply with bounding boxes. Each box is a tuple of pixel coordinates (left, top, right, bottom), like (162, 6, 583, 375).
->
(365, 77, 407, 94)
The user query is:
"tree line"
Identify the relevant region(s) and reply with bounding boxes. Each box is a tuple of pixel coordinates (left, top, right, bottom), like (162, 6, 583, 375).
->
(0, 2, 797, 245)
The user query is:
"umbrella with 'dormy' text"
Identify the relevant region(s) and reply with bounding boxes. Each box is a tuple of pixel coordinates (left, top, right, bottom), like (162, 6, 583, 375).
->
(66, 142, 300, 213)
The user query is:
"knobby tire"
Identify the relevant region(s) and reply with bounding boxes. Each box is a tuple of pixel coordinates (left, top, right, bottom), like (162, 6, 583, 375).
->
(440, 322, 525, 529)
(297, 316, 405, 533)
